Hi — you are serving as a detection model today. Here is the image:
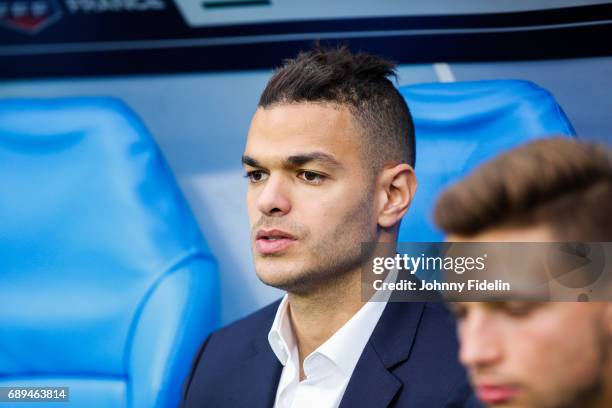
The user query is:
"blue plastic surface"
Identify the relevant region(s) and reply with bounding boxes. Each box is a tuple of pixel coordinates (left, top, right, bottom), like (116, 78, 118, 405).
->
(0, 98, 219, 408)
(398, 80, 576, 242)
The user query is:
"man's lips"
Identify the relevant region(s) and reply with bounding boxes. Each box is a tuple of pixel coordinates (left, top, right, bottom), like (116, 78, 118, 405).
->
(476, 384, 519, 405)
(255, 229, 297, 255)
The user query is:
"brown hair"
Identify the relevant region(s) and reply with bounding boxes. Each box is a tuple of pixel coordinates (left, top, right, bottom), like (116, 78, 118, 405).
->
(434, 137, 612, 240)
(259, 44, 415, 170)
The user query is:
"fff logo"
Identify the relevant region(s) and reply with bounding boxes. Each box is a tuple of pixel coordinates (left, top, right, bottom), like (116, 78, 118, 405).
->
(0, 0, 62, 34)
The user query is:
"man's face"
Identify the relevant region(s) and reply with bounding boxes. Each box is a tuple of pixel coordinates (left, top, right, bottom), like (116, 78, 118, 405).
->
(450, 226, 612, 408)
(453, 301, 610, 408)
(243, 102, 378, 294)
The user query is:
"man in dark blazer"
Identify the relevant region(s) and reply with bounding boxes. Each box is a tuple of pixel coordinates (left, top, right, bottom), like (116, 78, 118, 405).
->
(182, 46, 479, 408)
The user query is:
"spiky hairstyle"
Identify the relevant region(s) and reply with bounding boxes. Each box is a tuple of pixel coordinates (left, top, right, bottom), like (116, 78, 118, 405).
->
(259, 45, 415, 170)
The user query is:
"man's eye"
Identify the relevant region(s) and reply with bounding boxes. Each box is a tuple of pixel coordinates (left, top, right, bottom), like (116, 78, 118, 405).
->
(501, 302, 539, 317)
(245, 170, 268, 183)
(298, 171, 326, 184)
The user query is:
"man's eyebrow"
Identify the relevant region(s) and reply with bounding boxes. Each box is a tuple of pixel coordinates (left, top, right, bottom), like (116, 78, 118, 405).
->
(284, 152, 342, 169)
(241, 155, 261, 168)
(242, 152, 343, 169)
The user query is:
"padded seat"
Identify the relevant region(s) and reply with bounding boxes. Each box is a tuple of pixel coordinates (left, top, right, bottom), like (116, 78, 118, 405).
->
(398, 80, 576, 242)
(0, 98, 219, 408)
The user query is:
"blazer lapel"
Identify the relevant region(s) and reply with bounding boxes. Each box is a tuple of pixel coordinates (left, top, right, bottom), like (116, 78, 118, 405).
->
(338, 341, 402, 408)
(339, 301, 426, 408)
(235, 344, 283, 408)
(228, 312, 283, 408)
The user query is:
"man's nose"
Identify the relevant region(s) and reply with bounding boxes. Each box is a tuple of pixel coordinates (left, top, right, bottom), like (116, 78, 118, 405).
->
(257, 174, 291, 216)
(459, 313, 503, 369)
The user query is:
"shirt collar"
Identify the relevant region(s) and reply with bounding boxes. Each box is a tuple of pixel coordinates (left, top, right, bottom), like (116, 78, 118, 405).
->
(266, 270, 395, 377)
(314, 297, 386, 377)
(268, 295, 294, 366)
(268, 294, 387, 377)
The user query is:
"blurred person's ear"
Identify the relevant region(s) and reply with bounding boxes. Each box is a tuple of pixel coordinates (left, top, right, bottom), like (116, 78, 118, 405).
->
(603, 304, 612, 335)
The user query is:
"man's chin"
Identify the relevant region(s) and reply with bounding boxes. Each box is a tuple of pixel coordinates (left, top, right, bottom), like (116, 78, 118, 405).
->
(257, 274, 306, 293)
(255, 263, 321, 294)
(256, 263, 300, 287)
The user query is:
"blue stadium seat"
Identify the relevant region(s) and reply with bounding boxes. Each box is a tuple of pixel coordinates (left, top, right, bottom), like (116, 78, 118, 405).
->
(398, 80, 576, 242)
(0, 98, 219, 408)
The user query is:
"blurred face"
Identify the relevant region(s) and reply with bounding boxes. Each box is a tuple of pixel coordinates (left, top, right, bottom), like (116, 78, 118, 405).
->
(243, 103, 378, 294)
(453, 301, 610, 408)
(450, 226, 612, 408)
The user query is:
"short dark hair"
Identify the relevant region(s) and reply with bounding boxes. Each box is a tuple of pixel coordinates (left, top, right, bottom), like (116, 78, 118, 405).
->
(434, 137, 612, 240)
(258, 45, 415, 171)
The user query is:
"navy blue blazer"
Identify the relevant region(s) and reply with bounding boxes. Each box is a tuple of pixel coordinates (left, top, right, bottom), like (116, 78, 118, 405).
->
(182, 299, 481, 408)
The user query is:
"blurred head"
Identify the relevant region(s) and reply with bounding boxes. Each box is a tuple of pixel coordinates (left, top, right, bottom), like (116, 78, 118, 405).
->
(435, 137, 612, 242)
(435, 137, 612, 408)
(242, 45, 416, 295)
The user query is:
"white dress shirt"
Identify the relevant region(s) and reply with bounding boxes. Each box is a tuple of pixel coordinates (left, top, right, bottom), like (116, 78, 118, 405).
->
(267, 293, 389, 408)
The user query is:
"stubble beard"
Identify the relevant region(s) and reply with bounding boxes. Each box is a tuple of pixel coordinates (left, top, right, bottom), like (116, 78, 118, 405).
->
(553, 335, 609, 408)
(527, 322, 610, 408)
(255, 189, 378, 296)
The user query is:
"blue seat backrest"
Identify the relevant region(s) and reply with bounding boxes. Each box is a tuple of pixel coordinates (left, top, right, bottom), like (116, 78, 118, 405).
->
(0, 98, 219, 408)
(398, 80, 576, 242)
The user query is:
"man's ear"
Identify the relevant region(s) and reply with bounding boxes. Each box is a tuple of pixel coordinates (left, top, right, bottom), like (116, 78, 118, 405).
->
(603, 303, 612, 336)
(376, 163, 417, 229)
